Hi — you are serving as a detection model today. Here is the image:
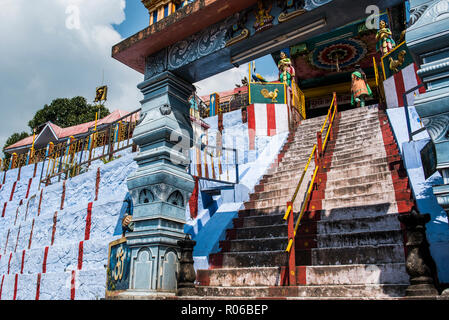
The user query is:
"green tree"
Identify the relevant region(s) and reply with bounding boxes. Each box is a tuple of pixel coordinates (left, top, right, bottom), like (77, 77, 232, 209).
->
(2, 131, 31, 160)
(28, 96, 110, 131)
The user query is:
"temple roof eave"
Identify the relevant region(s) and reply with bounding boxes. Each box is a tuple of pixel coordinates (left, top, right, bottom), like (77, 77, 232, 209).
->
(112, 0, 258, 74)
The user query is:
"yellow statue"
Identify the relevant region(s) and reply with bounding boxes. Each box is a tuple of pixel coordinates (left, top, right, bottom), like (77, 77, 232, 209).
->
(389, 50, 407, 74)
(253, 0, 273, 32)
(261, 88, 279, 102)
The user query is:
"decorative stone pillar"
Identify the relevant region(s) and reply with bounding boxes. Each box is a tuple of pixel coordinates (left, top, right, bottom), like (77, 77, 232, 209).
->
(406, 0, 449, 217)
(177, 234, 197, 296)
(398, 207, 439, 296)
(125, 71, 195, 294)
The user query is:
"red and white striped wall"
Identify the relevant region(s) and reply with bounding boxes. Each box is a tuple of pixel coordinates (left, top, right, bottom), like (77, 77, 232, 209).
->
(247, 103, 290, 150)
(383, 63, 426, 108)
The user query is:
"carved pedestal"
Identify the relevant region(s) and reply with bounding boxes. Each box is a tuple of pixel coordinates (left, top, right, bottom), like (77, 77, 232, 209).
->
(177, 234, 197, 296)
(398, 208, 439, 296)
(124, 71, 195, 294)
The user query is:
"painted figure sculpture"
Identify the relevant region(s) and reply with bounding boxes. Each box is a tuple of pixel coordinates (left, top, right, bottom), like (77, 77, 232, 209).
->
(376, 20, 396, 56)
(278, 51, 296, 87)
(253, 0, 274, 32)
(351, 65, 373, 107)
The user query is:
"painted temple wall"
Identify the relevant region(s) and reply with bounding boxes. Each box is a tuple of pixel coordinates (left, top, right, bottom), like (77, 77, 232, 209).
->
(387, 106, 449, 284)
(0, 147, 137, 300)
(0, 106, 289, 298)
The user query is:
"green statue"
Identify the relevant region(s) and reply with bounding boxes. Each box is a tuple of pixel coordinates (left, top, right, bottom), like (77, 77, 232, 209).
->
(278, 51, 295, 87)
(376, 20, 396, 56)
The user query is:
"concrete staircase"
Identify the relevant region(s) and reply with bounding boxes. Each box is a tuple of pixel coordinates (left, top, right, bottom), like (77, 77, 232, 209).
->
(194, 106, 412, 299)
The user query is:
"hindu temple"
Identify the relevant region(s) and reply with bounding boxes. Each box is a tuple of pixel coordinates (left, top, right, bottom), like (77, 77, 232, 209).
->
(0, 0, 448, 301)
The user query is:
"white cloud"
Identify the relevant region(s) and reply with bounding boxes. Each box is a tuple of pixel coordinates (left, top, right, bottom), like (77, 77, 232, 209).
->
(0, 0, 143, 157)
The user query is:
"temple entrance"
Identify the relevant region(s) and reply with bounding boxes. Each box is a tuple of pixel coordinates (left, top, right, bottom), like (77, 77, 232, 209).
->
(192, 11, 393, 123)
(271, 12, 389, 120)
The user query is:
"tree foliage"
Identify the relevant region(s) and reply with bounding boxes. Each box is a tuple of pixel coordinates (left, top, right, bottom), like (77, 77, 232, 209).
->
(28, 96, 110, 131)
(2, 131, 31, 159)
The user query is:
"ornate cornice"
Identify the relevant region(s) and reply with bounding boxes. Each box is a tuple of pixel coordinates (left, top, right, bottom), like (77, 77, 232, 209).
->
(408, 0, 449, 30)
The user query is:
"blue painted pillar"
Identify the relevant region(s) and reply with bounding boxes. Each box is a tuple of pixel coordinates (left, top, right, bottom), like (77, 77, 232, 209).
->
(124, 71, 195, 294)
(406, 0, 449, 214)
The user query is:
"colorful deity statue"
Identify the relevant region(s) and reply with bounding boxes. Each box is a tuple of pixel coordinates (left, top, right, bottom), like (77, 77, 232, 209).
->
(351, 65, 372, 108)
(253, 0, 274, 32)
(278, 51, 295, 87)
(189, 92, 200, 120)
(376, 20, 396, 56)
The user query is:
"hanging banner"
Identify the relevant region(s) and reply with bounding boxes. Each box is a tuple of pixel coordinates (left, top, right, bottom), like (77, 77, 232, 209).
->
(249, 82, 287, 105)
(209, 93, 220, 117)
(94, 86, 108, 103)
(381, 42, 414, 80)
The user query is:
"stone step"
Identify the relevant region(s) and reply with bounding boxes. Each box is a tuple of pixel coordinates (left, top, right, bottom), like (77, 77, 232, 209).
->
(227, 224, 290, 240)
(320, 203, 398, 221)
(250, 185, 309, 201)
(329, 151, 388, 168)
(317, 213, 401, 234)
(196, 263, 408, 287)
(276, 154, 317, 169)
(322, 191, 399, 209)
(283, 141, 322, 152)
(193, 283, 407, 298)
(244, 196, 294, 210)
(209, 250, 289, 268)
(316, 229, 404, 248)
(305, 263, 409, 286)
(311, 244, 406, 265)
(255, 179, 308, 193)
(298, 114, 330, 125)
(220, 236, 314, 252)
(279, 140, 386, 166)
(335, 111, 379, 123)
(335, 120, 380, 135)
(197, 267, 282, 287)
(332, 131, 384, 145)
(329, 149, 386, 164)
(266, 161, 318, 178)
(238, 206, 287, 217)
(254, 175, 322, 192)
(329, 171, 393, 189)
(331, 137, 386, 152)
(327, 161, 390, 180)
(339, 106, 379, 118)
(234, 213, 286, 228)
(259, 173, 308, 186)
(324, 181, 396, 199)
(293, 122, 328, 133)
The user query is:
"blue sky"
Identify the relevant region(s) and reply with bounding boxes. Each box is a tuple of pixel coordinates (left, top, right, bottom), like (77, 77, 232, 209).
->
(112, 0, 148, 39)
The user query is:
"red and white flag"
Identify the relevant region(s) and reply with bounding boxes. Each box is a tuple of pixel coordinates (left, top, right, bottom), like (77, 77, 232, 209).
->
(384, 63, 426, 108)
(247, 103, 290, 150)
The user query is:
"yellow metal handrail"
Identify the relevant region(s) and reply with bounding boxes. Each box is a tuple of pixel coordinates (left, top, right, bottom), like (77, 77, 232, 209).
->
(320, 95, 335, 134)
(283, 144, 317, 220)
(285, 165, 319, 252)
(322, 101, 338, 151)
(283, 92, 338, 256)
